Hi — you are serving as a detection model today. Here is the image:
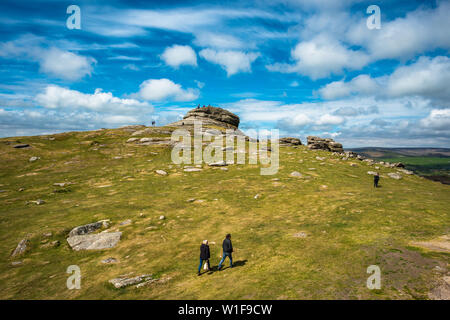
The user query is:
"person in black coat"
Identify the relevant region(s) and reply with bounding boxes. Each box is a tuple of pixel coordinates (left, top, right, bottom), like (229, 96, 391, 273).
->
(218, 234, 233, 270)
(374, 172, 380, 187)
(198, 240, 211, 275)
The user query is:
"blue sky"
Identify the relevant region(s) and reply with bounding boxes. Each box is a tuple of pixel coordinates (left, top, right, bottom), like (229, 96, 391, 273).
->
(0, 0, 449, 147)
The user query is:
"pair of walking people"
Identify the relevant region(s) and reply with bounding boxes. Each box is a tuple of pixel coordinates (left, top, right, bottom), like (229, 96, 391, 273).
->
(198, 234, 233, 275)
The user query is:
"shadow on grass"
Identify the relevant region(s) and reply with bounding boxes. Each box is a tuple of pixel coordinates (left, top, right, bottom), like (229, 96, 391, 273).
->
(200, 260, 248, 276)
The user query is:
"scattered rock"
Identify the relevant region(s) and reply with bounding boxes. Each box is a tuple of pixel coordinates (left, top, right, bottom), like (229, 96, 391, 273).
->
(120, 219, 132, 226)
(393, 162, 405, 168)
(13, 144, 30, 149)
(254, 194, 261, 199)
(29, 156, 40, 162)
(387, 173, 402, 180)
(397, 168, 414, 175)
(349, 163, 358, 167)
(316, 156, 325, 161)
(11, 238, 29, 257)
(186, 198, 196, 203)
(155, 170, 167, 176)
(184, 167, 202, 172)
(208, 161, 228, 167)
(40, 240, 60, 249)
(102, 257, 118, 264)
(67, 232, 122, 251)
(11, 261, 23, 266)
(367, 171, 377, 175)
(159, 215, 165, 220)
(53, 182, 72, 187)
(109, 274, 153, 289)
(126, 138, 139, 143)
(31, 199, 45, 205)
(290, 171, 303, 178)
(293, 232, 308, 238)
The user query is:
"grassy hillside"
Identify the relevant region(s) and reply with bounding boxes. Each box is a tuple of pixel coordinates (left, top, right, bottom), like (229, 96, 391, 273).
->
(0, 127, 449, 299)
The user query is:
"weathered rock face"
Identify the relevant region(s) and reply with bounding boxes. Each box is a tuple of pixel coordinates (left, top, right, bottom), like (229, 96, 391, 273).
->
(307, 136, 343, 152)
(279, 137, 302, 146)
(170, 106, 240, 129)
(68, 220, 110, 237)
(67, 232, 122, 251)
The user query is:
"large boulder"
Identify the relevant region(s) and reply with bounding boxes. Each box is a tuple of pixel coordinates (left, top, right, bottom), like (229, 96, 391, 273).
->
(170, 105, 240, 129)
(67, 232, 122, 251)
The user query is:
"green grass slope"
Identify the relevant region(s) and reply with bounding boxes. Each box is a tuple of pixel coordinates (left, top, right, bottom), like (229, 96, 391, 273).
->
(0, 127, 449, 299)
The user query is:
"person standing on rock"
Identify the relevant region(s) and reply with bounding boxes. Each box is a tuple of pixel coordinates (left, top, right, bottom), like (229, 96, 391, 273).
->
(374, 172, 380, 188)
(198, 240, 210, 275)
(218, 234, 233, 270)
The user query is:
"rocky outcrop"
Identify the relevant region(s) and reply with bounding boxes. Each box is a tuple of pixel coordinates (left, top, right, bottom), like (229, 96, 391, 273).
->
(307, 136, 343, 152)
(279, 137, 302, 146)
(170, 105, 240, 129)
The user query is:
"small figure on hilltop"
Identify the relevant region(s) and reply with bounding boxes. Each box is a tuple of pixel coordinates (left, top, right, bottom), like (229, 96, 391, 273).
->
(218, 234, 233, 270)
(374, 172, 380, 188)
(151, 120, 156, 126)
(197, 104, 200, 109)
(198, 240, 210, 276)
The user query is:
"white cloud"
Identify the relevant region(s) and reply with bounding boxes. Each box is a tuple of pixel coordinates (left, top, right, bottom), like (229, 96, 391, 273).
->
(138, 78, 199, 102)
(290, 114, 312, 126)
(39, 48, 96, 81)
(0, 35, 95, 81)
(420, 109, 450, 131)
(316, 114, 345, 125)
(387, 56, 450, 100)
(36, 85, 151, 113)
(199, 49, 259, 76)
(347, 2, 450, 61)
(160, 45, 197, 68)
(194, 32, 245, 49)
(319, 74, 379, 99)
(319, 56, 450, 104)
(267, 34, 369, 79)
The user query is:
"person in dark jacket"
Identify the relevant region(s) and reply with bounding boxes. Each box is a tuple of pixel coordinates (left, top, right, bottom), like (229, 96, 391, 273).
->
(374, 172, 380, 188)
(198, 240, 210, 275)
(218, 234, 233, 270)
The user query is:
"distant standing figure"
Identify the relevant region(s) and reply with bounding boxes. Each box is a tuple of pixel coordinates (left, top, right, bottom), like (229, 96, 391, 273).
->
(218, 234, 233, 270)
(151, 120, 156, 126)
(374, 172, 380, 188)
(198, 240, 211, 275)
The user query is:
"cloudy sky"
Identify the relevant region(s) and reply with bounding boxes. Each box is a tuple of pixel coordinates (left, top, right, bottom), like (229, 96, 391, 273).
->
(0, 0, 449, 147)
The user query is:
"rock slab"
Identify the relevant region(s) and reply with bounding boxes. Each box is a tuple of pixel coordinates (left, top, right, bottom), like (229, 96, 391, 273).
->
(67, 232, 122, 251)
